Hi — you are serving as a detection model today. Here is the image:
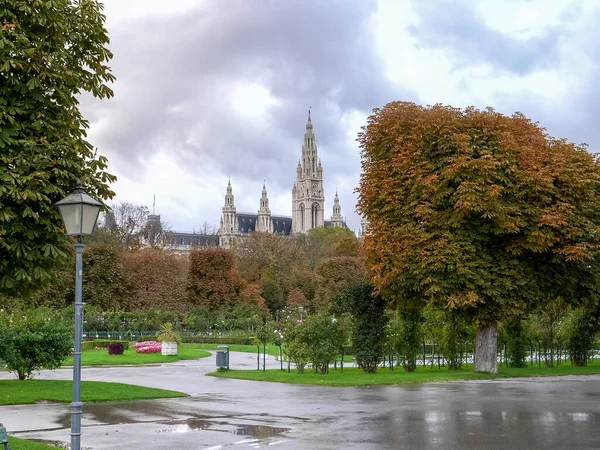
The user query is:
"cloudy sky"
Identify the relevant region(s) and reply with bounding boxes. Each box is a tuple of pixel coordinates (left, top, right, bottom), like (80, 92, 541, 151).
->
(82, 0, 599, 234)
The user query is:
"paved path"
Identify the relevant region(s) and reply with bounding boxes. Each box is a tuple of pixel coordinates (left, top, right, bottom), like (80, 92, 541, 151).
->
(1, 352, 600, 449)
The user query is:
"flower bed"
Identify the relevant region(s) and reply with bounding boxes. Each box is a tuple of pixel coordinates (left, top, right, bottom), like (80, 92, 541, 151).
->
(133, 341, 162, 354)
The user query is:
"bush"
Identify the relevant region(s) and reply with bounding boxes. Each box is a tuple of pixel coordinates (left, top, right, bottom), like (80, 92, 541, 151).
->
(107, 342, 125, 355)
(283, 312, 347, 374)
(0, 308, 72, 380)
(157, 322, 181, 343)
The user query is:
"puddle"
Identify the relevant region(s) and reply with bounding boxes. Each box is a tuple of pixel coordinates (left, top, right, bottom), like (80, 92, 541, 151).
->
(157, 418, 289, 439)
(231, 424, 288, 438)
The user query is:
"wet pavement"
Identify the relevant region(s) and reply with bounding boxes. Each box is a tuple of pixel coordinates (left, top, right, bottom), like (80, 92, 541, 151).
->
(1, 352, 600, 449)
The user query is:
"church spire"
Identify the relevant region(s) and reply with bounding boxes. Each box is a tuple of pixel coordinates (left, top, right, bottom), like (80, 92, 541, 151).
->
(293, 109, 325, 234)
(219, 178, 237, 248)
(258, 180, 272, 232)
(331, 189, 343, 228)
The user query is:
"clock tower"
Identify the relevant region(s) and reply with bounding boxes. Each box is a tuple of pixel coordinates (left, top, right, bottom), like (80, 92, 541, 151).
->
(292, 109, 325, 233)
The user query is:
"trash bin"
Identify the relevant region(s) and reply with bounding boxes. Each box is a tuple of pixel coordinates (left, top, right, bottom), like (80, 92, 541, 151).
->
(216, 345, 229, 369)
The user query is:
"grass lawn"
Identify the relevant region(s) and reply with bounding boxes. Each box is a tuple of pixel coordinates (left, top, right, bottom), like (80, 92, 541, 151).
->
(0, 380, 186, 406)
(208, 360, 600, 386)
(8, 437, 63, 449)
(62, 344, 211, 366)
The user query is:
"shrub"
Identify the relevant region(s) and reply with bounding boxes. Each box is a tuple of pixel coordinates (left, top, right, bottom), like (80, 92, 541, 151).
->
(283, 312, 347, 374)
(157, 322, 181, 343)
(0, 308, 72, 380)
(107, 342, 124, 355)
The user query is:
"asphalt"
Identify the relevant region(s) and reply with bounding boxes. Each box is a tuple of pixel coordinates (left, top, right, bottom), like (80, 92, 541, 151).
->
(1, 352, 600, 449)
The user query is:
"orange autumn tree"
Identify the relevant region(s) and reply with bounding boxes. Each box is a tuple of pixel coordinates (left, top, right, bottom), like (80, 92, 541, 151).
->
(187, 249, 238, 310)
(357, 102, 600, 373)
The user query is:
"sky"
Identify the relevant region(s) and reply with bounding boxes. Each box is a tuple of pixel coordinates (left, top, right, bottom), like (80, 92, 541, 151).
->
(81, 0, 600, 234)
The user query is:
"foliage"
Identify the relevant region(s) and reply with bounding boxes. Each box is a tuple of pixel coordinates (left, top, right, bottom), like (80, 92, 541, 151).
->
(313, 256, 365, 312)
(81, 306, 178, 333)
(422, 305, 474, 370)
(122, 248, 189, 313)
(157, 322, 181, 343)
(501, 316, 528, 368)
(255, 322, 275, 345)
(528, 297, 568, 367)
(283, 312, 347, 374)
(81, 243, 127, 310)
(0, 308, 71, 380)
(386, 308, 422, 372)
(260, 273, 285, 315)
(187, 249, 237, 310)
(336, 282, 387, 373)
(563, 307, 599, 366)
(358, 102, 600, 372)
(0, 0, 116, 297)
(107, 342, 124, 355)
(287, 287, 309, 308)
(299, 227, 360, 269)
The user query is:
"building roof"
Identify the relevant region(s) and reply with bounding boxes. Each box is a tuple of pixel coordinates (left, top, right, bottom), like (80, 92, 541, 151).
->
(167, 232, 219, 247)
(236, 213, 292, 235)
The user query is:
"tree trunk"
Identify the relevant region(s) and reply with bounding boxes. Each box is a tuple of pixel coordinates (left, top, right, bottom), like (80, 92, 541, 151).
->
(475, 325, 498, 373)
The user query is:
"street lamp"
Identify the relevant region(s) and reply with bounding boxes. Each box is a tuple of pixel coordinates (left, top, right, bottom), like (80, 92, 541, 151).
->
(55, 181, 102, 450)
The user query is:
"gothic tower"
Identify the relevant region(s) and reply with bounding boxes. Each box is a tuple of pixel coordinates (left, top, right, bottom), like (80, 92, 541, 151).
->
(257, 182, 272, 232)
(330, 190, 343, 228)
(292, 109, 325, 233)
(219, 179, 237, 248)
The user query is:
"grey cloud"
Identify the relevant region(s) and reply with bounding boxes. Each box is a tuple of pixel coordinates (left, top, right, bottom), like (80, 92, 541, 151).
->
(490, 8, 600, 159)
(407, 1, 567, 76)
(81, 0, 412, 227)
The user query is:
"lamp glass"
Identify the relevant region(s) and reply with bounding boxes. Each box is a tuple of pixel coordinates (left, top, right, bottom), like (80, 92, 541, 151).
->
(81, 204, 101, 235)
(57, 203, 83, 236)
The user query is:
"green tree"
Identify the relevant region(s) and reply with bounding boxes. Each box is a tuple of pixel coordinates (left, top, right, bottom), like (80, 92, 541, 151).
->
(358, 102, 600, 373)
(336, 282, 387, 373)
(422, 305, 474, 370)
(0, 307, 72, 380)
(386, 308, 422, 372)
(0, 0, 116, 298)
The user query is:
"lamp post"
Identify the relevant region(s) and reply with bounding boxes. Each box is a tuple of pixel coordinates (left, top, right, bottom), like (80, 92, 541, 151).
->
(55, 181, 102, 450)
